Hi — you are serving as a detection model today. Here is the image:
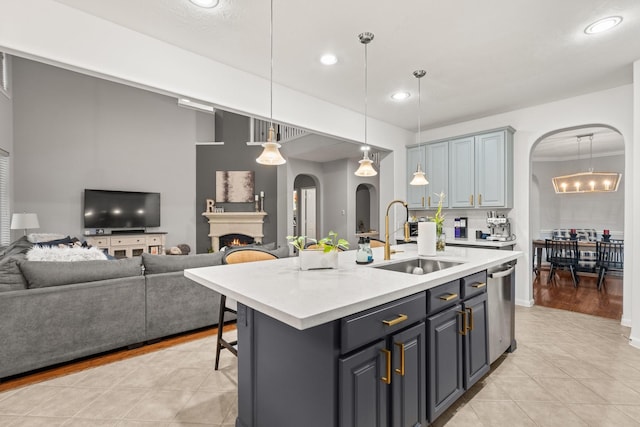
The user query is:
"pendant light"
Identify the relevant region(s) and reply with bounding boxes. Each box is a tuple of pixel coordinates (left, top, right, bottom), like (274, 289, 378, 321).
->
(409, 69, 429, 186)
(551, 133, 622, 193)
(255, 0, 286, 165)
(354, 32, 377, 177)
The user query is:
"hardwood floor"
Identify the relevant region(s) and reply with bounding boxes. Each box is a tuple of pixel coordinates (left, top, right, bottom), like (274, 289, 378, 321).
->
(533, 268, 623, 320)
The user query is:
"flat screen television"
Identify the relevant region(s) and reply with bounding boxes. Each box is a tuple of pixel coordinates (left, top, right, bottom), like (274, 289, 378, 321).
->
(83, 189, 160, 230)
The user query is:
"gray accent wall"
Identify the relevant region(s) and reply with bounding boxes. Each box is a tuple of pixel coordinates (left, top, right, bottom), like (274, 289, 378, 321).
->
(12, 57, 197, 248)
(195, 110, 278, 253)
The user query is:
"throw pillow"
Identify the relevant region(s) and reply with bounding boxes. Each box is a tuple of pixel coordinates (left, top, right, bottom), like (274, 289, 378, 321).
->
(19, 257, 143, 289)
(142, 252, 224, 275)
(26, 246, 108, 262)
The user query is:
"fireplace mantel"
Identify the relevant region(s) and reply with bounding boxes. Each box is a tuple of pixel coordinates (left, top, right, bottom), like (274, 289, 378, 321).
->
(202, 212, 267, 252)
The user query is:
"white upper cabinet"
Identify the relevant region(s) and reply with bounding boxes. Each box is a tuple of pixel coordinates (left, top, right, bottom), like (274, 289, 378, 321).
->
(407, 127, 514, 210)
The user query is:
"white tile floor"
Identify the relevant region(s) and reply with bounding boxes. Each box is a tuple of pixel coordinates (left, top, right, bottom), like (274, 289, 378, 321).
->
(1, 306, 639, 426)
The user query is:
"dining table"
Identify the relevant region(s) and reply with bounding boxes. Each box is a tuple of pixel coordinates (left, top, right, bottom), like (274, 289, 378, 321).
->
(532, 239, 598, 276)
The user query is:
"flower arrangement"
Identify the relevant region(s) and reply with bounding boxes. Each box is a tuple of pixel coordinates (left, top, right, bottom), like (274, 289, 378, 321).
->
(287, 231, 349, 253)
(431, 192, 446, 235)
(431, 192, 446, 251)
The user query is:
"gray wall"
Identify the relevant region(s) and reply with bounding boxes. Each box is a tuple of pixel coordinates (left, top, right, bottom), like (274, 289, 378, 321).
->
(322, 159, 349, 242)
(12, 58, 197, 248)
(531, 154, 625, 237)
(195, 110, 278, 253)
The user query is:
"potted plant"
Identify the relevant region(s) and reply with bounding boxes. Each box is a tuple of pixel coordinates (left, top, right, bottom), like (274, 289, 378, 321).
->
(287, 231, 349, 270)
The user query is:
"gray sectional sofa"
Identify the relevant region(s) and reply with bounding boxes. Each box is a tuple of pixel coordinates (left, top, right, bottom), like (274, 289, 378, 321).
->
(0, 240, 246, 380)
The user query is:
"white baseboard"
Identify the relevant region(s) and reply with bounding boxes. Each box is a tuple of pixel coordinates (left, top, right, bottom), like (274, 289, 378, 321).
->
(621, 316, 632, 327)
(630, 336, 640, 350)
(516, 298, 534, 307)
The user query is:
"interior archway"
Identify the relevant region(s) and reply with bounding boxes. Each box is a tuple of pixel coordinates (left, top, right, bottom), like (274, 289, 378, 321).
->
(293, 174, 319, 241)
(529, 124, 625, 320)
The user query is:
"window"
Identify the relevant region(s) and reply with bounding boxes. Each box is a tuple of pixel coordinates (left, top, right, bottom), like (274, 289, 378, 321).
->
(0, 150, 9, 246)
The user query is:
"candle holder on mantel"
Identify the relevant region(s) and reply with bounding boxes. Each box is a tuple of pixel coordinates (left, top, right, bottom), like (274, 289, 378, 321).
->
(260, 194, 265, 212)
(254, 195, 260, 212)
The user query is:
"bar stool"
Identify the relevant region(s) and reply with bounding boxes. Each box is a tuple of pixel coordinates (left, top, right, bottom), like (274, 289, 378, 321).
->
(215, 247, 279, 370)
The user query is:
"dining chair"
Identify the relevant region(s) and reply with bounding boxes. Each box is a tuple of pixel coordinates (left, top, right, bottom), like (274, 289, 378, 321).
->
(545, 239, 579, 287)
(215, 247, 279, 370)
(595, 241, 624, 291)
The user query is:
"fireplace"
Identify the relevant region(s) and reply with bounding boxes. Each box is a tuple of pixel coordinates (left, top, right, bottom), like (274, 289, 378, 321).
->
(202, 211, 267, 252)
(219, 233, 255, 249)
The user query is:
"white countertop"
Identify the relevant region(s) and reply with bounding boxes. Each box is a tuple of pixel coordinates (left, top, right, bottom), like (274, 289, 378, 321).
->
(408, 236, 516, 248)
(445, 236, 517, 248)
(185, 245, 522, 330)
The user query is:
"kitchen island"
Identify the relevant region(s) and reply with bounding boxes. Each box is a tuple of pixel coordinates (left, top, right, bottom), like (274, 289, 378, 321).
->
(185, 244, 522, 427)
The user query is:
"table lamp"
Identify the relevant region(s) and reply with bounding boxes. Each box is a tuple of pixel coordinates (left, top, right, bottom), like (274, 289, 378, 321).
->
(10, 213, 40, 236)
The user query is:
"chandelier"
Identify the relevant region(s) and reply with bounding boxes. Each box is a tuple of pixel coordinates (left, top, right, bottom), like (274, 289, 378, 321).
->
(551, 133, 621, 194)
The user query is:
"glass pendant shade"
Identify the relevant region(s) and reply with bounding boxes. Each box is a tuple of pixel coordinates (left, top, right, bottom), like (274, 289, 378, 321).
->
(253, 0, 286, 165)
(552, 171, 621, 194)
(256, 125, 286, 165)
(410, 164, 429, 185)
(354, 32, 377, 177)
(410, 69, 429, 186)
(355, 151, 377, 177)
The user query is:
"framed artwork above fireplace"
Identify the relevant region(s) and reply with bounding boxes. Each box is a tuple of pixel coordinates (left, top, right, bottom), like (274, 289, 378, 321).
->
(215, 170, 254, 203)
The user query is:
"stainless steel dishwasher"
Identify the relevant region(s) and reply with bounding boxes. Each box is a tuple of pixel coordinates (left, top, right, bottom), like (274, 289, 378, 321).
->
(487, 260, 517, 363)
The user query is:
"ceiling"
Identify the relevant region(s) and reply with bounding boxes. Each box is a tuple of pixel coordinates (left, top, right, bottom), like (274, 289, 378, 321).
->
(50, 0, 640, 159)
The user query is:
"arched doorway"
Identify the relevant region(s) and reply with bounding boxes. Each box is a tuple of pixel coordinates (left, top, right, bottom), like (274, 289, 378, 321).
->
(530, 124, 625, 320)
(293, 174, 319, 240)
(355, 183, 379, 238)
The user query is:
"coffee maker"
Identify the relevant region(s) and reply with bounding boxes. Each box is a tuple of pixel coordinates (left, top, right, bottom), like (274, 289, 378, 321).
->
(486, 212, 513, 241)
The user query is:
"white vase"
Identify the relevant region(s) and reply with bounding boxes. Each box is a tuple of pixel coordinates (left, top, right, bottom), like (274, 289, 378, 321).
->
(299, 249, 338, 270)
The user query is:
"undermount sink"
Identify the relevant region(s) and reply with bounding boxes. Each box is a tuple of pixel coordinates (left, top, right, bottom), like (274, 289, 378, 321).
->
(374, 258, 463, 275)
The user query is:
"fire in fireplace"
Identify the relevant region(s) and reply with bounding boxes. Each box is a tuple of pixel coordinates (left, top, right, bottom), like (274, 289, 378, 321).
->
(219, 233, 255, 249)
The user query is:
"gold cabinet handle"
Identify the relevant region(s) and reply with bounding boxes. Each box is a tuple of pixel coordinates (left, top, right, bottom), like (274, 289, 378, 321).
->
(479, 194, 482, 205)
(472, 282, 486, 289)
(394, 342, 405, 376)
(382, 313, 408, 326)
(421, 196, 425, 207)
(381, 348, 391, 384)
(439, 293, 458, 301)
(458, 310, 468, 335)
(470, 194, 474, 206)
(428, 196, 431, 207)
(467, 307, 474, 332)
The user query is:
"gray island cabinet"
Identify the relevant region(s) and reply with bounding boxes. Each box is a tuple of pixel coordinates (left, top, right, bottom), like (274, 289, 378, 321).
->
(185, 245, 521, 427)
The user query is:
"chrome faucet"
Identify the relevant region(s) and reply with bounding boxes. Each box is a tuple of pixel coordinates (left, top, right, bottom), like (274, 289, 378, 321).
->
(384, 199, 411, 260)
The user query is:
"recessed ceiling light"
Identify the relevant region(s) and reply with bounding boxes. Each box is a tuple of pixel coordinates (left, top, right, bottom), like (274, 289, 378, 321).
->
(189, 0, 219, 8)
(320, 54, 338, 65)
(391, 91, 411, 101)
(584, 16, 622, 34)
